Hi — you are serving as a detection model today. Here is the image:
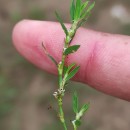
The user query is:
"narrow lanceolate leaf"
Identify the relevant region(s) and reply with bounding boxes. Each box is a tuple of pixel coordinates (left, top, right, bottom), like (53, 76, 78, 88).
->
(48, 55, 58, 66)
(66, 63, 76, 74)
(63, 63, 76, 76)
(81, 1, 89, 11)
(76, 103, 90, 120)
(55, 11, 68, 36)
(80, 1, 95, 20)
(63, 66, 68, 76)
(63, 63, 76, 80)
(80, 103, 90, 114)
(80, 6, 91, 21)
(79, 12, 91, 27)
(64, 45, 80, 55)
(75, 0, 81, 19)
(42, 43, 57, 66)
(73, 92, 79, 113)
(87, 1, 95, 13)
(66, 66, 80, 81)
(70, 0, 75, 21)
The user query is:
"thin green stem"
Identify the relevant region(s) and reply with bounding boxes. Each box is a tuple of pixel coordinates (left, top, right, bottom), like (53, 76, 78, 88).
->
(58, 97, 67, 130)
(48, 1, 94, 130)
(74, 126, 77, 130)
(57, 21, 79, 130)
(72, 120, 78, 130)
(58, 21, 78, 89)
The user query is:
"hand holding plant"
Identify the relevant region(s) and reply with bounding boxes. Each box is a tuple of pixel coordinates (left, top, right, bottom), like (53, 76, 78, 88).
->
(12, 0, 130, 130)
(42, 0, 95, 129)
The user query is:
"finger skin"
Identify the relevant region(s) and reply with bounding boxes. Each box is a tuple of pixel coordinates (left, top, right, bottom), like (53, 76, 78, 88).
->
(12, 20, 130, 101)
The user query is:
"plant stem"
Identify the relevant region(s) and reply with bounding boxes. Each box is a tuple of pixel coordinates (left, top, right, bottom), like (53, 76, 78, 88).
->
(56, 21, 79, 130)
(58, 21, 78, 88)
(58, 97, 67, 130)
(72, 120, 78, 130)
(74, 125, 77, 130)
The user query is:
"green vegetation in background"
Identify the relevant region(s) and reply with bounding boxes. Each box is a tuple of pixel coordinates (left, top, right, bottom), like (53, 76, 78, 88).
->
(0, 74, 17, 129)
(10, 7, 45, 22)
(28, 8, 45, 20)
(121, 24, 130, 35)
(10, 12, 23, 22)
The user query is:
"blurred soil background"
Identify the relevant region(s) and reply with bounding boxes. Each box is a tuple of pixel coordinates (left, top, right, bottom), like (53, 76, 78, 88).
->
(0, 0, 130, 130)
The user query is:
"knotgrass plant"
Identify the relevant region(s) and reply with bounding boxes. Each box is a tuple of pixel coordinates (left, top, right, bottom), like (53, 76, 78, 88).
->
(42, 0, 95, 129)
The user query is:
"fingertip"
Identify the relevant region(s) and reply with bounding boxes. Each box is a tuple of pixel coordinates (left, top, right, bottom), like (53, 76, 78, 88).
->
(12, 20, 25, 46)
(12, 20, 38, 50)
(12, 20, 130, 101)
(12, 20, 65, 74)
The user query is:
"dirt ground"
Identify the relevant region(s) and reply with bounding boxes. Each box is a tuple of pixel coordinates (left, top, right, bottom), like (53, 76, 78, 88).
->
(0, 0, 130, 130)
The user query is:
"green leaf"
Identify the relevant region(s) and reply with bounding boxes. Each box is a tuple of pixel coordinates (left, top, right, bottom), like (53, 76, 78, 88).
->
(81, 1, 89, 11)
(66, 66, 80, 81)
(75, 0, 81, 19)
(64, 45, 80, 55)
(73, 92, 79, 113)
(78, 12, 90, 28)
(48, 55, 58, 66)
(63, 63, 76, 82)
(87, 1, 95, 13)
(75, 120, 81, 127)
(63, 66, 68, 76)
(80, 103, 90, 114)
(66, 63, 76, 73)
(42, 43, 57, 66)
(63, 63, 76, 76)
(80, 1, 95, 21)
(55, 11, 68, 36)
(70, 0, 75, 21)
(76, 103, 90, 120)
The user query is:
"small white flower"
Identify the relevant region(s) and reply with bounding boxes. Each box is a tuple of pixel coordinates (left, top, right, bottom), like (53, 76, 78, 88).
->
(53, 92, 58, 98)
(59, 61, 62, 65)
(63, 47, 67, 51)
